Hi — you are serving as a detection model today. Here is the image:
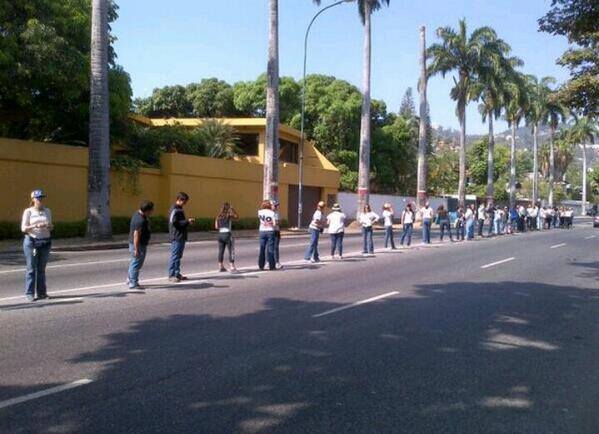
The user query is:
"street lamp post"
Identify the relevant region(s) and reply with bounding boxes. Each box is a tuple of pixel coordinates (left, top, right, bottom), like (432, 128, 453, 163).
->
(298, 0, 353, 229)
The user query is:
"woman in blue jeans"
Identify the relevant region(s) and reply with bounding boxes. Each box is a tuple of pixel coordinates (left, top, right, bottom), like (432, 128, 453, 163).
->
(359, 205, 379, 255)
(400, 203, 415, 246)
(21, 190, 54, 302)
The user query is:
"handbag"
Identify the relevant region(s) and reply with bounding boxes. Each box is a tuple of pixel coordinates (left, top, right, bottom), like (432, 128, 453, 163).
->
(29, 236, 51, 249)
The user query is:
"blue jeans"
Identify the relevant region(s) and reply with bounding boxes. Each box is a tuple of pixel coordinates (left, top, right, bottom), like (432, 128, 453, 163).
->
(259, 231, 276, 269)
(273, 230, 281, 263)
(422, 218, 431, 243)
(128, 243, 147, 288)
(384, 226, 396, 249)
(466, 220, 474, 239)
(304, 228, 321, 261)
(401, 223, 413, 246)
(330, 232, 344, 257)
(440, 219, 453, 241)
(362, 226, 374, 253)
(168, 239, 186, 277)
(23, 236, 51, 297)
(478, 219, 485, 236)
(494, 220, 501, 235)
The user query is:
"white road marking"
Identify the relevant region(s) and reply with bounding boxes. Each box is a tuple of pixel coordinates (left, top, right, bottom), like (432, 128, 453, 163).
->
(0, 379, 92, 410)
(312, 291, 399, 318)
(550, 243, 566, 249)
(585, 235, 597, 240)
(480, 257, 515, 269)
(0, 258, 129, 275)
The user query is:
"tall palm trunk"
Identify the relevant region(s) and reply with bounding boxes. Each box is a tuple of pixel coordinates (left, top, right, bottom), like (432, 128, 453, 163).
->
(457, 101, 466, 208)
(509, 122, 517, 208)
(357, 0, 372, 215)
(416, 25, 428, 208)
(86, 0, 112, 240)
(263, 0, 280, 202)
(486, 111, 494, 207)
(532, 123, 539, 205)
(548, 125, 555, 207)
(582, 142, 587, 215)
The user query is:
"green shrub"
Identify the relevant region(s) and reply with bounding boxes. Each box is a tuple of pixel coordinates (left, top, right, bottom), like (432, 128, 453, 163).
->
(189, 218, 214, 232)
(111, 216, 131, 235)
(149, 216, 169, 233)
(52, 221, 86, 238)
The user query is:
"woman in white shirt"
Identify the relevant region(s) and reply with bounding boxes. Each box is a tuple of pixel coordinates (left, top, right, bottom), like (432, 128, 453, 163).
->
(21, 189, 53, 302)
(326, 203, 346, 259)
(359, 204, 379, 255)
(420, 202, 434, 244)
(258, 200, 278, 270)
(400, 203, 415, 246)
(382, 203, 397, 250)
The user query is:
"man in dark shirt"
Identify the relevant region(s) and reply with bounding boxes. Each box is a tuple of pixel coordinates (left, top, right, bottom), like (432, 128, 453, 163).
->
(168, 192, 195, 282)
(127, 201, 154, 289)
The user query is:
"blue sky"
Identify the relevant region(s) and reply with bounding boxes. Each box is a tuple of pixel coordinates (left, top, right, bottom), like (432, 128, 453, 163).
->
(112, 0, 570, 134)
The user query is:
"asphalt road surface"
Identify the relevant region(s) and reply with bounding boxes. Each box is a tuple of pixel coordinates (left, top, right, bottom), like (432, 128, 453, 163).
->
(1, 223, 598, 433)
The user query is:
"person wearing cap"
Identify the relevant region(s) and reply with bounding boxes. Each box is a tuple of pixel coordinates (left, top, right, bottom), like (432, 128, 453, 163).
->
(326, 203, 346, 259)
(359, 204, 380, 255)
(21, 190, 54, 302)
(382, 203, 397, 250)
(304, 201, 326, 263)
(127, 200, 154, 290)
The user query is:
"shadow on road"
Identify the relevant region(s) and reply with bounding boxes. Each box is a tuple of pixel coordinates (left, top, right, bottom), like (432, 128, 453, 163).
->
(2, 278, 599, 433)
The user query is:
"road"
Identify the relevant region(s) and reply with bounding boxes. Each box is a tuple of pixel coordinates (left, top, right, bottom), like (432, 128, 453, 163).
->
(0, 223, 598, 433)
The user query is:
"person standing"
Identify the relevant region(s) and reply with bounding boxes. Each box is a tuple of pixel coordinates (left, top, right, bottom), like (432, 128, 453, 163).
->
(486, 204, 496, 236)
(305, 201, 325, 263)
(493, 206, 503, 235)
(326, 203, 346, 259)
(382, 203, 397, 250)
(272, 201, 282, 268)
(477, 203, 486, 237)
(258, 200, 278, 270)
(216, 202, 239, 272)
(168, 192, 195, 282)
(360, 204, 380, 255)
(128, 201, 154, 290)
(455, 206, 465, 241)
(437, 205, 453, 242)
(420, 202, 434, 244)
(21, 190, 53, 302)
(465, 204, 475, 240)
(400, 203, 415, 247)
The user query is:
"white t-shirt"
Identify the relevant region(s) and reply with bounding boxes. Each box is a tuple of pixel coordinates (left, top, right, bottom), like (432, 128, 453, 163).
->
(21, 206, 52, 239)
(309, 210, 324, 230)
(494, 209, 503, 221)
(360, 212, 380, 227)
(465, 208, 474, 222)
(258, 209, 276, 232)
(327, 211, 346, 234)
(478, 206, 486, 220)
(382, 210, 394, 227)
(421, 207, 434, 220)
(402, 210, 414, 224)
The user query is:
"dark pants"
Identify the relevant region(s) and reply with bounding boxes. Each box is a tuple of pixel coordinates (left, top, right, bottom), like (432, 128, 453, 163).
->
(384, 226, 396, 249)
(456, 224, 465, 240)
(168, 239, 186, 277)
(23, 236, 51, 297)
(330, 232, 344, 257)
(218, 232, 235, 264)
(440, 220, 453, 241)
(362, 226, 374, 253)
(422, 219, 432, 243)
(259, 231, 276, 270)
(487, 217, 494, 236)
(401, 223, 413, 246)
(128, 243, 147, 288)
(273, 230, 281, 263)
(478, 219, 484, 236)
(304, 228, 321, 261)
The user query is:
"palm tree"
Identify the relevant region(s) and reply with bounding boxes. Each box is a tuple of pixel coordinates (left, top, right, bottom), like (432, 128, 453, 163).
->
(428, 19, 506, 207)
(570, 116, 598, 215)
(475, 53, 522, 207)
(416, 25, 428, 208)
(542, 90, 568, 207)
(504, 72, 529, 208)
(87, 0, 112, 240)
(525, 75, 555, 206)
(264, 0, 280, 201)
(197, 119, 242, 159)
(355, 0, 390, 213)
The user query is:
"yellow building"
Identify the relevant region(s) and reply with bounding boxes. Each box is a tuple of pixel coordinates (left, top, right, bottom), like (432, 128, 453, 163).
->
(0, 117, 339, 227)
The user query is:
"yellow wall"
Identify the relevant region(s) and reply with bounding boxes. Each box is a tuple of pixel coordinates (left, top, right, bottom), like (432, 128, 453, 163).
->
(0, 138, 339, 223)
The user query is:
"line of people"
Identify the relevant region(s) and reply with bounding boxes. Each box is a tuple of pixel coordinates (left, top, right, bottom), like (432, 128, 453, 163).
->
(18, 189, 577, 301)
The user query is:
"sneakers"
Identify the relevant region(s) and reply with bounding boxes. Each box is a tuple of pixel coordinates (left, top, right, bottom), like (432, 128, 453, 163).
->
(25, 295, 35, 302)
(36, 295, 50, 301)
(168, 276, 181, 283)
(219, 267, 227, 273)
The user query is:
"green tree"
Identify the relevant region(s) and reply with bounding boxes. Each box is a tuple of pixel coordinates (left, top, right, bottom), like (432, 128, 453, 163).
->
(541, 90, 568, 206)
(399, 87, 416, 119)
(428, 19, 509, 207)
(197, 119, 242, 159)
(427, 149, 459, 196)
(539, 0, 599, 117)
(136, 85, 192, 118)
(569, 116, 598, 213)
(187, 78, 236, 117)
